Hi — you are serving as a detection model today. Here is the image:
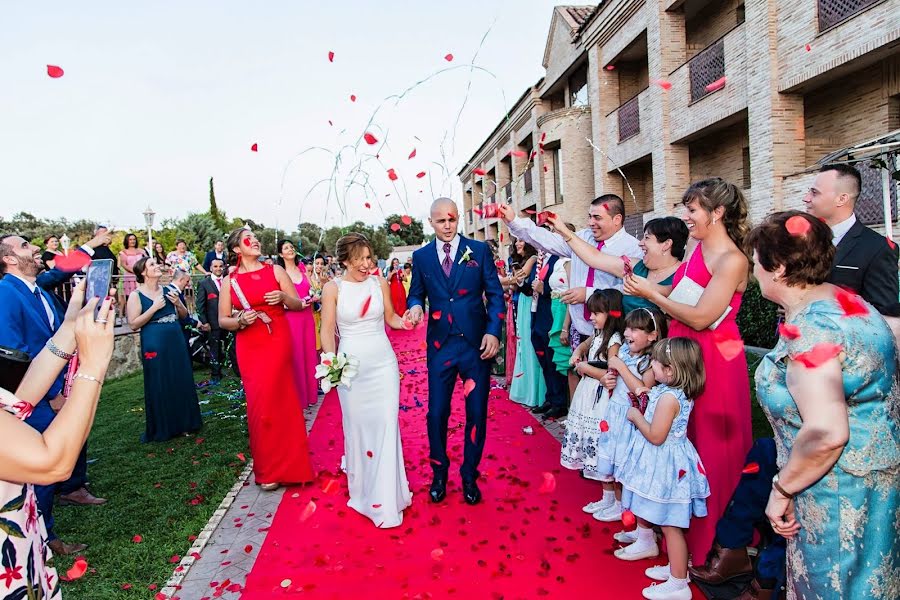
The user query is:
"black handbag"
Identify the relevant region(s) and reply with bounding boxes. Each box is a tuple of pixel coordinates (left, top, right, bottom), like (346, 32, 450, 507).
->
(0, 346, 31, 392)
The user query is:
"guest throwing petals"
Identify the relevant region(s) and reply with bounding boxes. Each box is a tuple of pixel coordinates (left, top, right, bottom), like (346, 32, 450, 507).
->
(126, 257, 203, 442)
(624, 178, 752, 561)
(219, 228, 314, 490)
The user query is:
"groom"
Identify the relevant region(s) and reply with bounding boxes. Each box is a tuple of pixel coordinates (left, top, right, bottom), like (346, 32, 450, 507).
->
(405, 198, 505, 505)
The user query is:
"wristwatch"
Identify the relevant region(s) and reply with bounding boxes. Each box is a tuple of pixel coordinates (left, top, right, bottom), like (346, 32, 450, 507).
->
(772, 473, 794, 499)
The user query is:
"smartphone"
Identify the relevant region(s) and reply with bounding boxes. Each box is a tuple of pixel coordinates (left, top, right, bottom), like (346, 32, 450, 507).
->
(84, 259, 114, 320)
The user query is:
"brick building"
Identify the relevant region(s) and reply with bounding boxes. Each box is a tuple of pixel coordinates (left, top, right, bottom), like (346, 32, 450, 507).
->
(460, 0, 900, 241)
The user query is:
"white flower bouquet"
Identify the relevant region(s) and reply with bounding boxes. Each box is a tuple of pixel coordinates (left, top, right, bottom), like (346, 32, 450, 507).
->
(315, 352, 360, 393)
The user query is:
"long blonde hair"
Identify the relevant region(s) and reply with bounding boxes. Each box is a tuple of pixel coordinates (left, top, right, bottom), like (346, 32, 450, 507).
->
(650, 337, 705, 400)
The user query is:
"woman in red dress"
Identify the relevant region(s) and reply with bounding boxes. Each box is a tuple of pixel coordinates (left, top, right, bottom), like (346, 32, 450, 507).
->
(386, 258, 408, 314)
(219, 228, 315, 490)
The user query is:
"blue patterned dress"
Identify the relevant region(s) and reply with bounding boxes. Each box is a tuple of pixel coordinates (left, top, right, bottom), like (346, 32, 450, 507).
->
(755, 298, 900, 600)
(617, 384, 710, 528)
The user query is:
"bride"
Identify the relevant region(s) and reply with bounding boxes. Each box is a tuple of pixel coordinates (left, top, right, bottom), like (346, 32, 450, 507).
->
(319, 233, 412, 528)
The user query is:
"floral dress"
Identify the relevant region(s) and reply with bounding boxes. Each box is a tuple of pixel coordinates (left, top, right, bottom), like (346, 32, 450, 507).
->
(0, 396, 61, 600)
(755, 298, 900, 599)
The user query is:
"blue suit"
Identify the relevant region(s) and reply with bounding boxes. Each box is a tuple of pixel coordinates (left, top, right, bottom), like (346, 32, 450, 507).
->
(528, 255, 567, 409)
(407, 237, 504, 481)
(0, 274, 87, 540)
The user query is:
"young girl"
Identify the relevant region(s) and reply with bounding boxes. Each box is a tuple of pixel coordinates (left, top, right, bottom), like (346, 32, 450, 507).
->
(589, 307, 667, 524)
(614, 337, 710, 600)
(560, 290, 625, 485)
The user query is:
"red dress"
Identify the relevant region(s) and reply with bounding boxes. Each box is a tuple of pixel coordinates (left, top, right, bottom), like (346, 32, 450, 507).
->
(388, 270, 407, 314)
(667, 244, 752, 559)
(231, 265, 315, 484)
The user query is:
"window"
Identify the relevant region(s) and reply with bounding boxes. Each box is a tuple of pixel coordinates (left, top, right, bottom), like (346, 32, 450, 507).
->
(553, 148, 564, 203)
(742, 147, 751, 189)
(736, 3, 746, 25)
(569, 65, 589, 107)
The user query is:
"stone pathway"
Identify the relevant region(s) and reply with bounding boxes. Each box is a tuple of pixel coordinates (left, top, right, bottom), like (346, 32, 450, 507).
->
(165, 382, 566, 598)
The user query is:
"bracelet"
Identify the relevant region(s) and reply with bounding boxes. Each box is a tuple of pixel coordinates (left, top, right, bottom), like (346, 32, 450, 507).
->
(73, 372, 103, 386)
(772, 476, 795, 500)
(47, 339, 75, 361)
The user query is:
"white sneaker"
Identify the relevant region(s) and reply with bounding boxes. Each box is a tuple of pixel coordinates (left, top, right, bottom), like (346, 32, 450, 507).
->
(614, 539, 659, 561)
(593, 502, 622, 522)
(642, 576, 692, 599)
(582, 497, 612, 514)
(645, 564, 673, 581)
(613, 529, 638, 543)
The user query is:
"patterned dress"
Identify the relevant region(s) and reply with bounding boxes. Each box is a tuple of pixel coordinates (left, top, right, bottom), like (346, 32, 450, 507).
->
(755, 298, 900, 599)
(0, 396, 61, 600)
(617, 384, 710, 528)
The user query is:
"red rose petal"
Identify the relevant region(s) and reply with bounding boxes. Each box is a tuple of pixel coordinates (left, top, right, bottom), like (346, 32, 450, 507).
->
(473, 168, 486, 176)
(52, 251, 92, 272)
(705, 76, 727, 93)
(416, 171, 426, 178)
(793, 343, 842, 368)
(785, 215, 811, 236)
(444, 53, 454, 62)
(350, 94, 356, 102)
(469, 425, 477, 443)
(431, 548, 444, 561)
(697, 461, 706, 476)
(372, 503, 382, 508)
(887, 236, 896, 250)
(390, 223, 401, 232)
(63, 558, 88, 581)
(169, 554, 181, 563)
(299, 500, 317, 522)
(401, 215, 412, 225)
(132, 535, 143, 543)
(431, 311, 442, 320)
(408, 148, 416, 159)
(364, 202, 371, 209)
(458, 289, 468, 296)
(778, 323, 802, 340)
(328, 51, 334, 62)
(236, 452, 246, 462)
(244, 545, 253, 553)
(387, 168, 398, 181)
(366, 450, 374, 458)
(250, 143, 258, 152)
(364, 133, 378, 145)
(608, 310, 622, 318)
(538, 472, 556, 494)
(463, 379, 476, 397)
(47, 65, 64, 78)
(510, 150, 526, 157)
(605, 64, 615, 71)
(653, 79, 672, 90)
(834, 288, 868, 317)
(741, 462, 760, 474)
(805, 44, 811, 52)
(713, 331, 744, 361)
(621, 510, 635, 527)
(599, 420, 609, 432)
(360, 295, 372, 318)
(677, 469, 686, 480)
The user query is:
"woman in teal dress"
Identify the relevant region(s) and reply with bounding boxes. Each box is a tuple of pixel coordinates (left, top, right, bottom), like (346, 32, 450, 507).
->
(126, 257, 203, 442)
(748, 211, 899, 600)
(508, 239, 545, 407)
(549, 216, 688, 314)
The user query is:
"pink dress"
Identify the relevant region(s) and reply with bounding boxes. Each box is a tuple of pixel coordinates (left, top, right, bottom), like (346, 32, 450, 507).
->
(667, 244, 752, 560)
(285, 274, 319, 408)
(122, 251, 144, 295)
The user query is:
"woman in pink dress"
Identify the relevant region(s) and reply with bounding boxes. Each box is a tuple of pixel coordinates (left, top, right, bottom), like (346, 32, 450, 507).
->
(277, 240, 318, 409)
(624, 178, 752, 562)
(118, 233, 146, 296)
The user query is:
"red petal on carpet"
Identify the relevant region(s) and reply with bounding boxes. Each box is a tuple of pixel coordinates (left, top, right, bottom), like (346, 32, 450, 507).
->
(240, 328, 672, 598)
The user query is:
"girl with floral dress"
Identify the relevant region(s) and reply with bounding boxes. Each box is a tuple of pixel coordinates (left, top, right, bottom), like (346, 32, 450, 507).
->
(614, 337, 710, 600)
(560, 290, 624, 489)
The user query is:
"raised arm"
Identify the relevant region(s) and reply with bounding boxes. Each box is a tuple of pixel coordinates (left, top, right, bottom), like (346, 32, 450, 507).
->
(498, 204, 572, 258)
(547, 213, 625, 275)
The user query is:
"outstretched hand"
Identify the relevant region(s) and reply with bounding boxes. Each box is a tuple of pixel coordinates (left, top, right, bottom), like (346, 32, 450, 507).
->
(497, 203, 515, 223)
(480, 334, 499, 360)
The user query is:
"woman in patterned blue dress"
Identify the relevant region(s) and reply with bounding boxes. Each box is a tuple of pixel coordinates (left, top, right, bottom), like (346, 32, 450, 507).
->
(748, 211, 900, 600)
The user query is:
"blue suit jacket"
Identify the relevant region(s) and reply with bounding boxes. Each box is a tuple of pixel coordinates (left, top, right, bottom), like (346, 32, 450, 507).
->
(0, 275, 65, 398)
(407, 237, 505, 350)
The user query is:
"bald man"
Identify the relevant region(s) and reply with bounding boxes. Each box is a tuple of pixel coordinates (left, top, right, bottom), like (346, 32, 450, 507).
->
(405, 198, 505, 505)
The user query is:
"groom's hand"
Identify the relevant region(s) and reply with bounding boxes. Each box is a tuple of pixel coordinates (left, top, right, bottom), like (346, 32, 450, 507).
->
(480, 334, 499, 360)
(497, 203, 515, 223)
(405, 305, 424, 325)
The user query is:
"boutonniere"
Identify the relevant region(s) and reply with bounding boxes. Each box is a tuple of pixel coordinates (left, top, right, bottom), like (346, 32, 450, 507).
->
(458, 246, 473, 265)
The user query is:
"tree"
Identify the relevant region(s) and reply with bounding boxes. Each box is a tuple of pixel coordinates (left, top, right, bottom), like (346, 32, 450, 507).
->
(208, 177, 227, 230)
(171, 213, 224, 254)
(295, 222, 325, 256)
(382, 214, 425, 247)
(323, 221, 391, 260)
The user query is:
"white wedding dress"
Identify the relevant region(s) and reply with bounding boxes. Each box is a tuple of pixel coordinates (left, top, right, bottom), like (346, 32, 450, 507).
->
(335, 276, 412, 528)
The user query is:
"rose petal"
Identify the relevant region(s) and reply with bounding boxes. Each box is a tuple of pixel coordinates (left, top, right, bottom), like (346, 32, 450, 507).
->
(47, 65, 65, 78)
(390, 223, 401, 232)
(713, 331, 744, 361)
(785, 215, 811, 236)
(250, 143, 258, 152)
(363, 132, 378, 145)
(408, 148, 416, 159)
(401, 215, 412, 225)
(387, 168, 398, 181)
(236, 452, 246, 462)
(705, 76, 727, 93)
(834, 288, 868, 317)
(741, 462, 760, 474)
(431, 311, 442, 320)
(538, 472, 556, 494)
(299, 500, 317, 522)
(473, 168, 486, 176)
(677, 469, 686, 480)
(621, 510, 635, 527)
(132, 535, 142, 543)
(510, 150, 526, 157)
(778, 323, 802, 340)
(360, 295, 372, 318)
(416, 171, 426, 178)
(366, 450, 374, 458)
(599, 420, 609, 432)
(608, 310, 622, 318)
(350, 94, 356, 102)
(444, 53, 454, 62)
(364, 202, 371, 209)
(52, 251, 92, 272)
(653, 79, 672, 90)
(328, 51, 334, 62)
(463, 379, 476, 397)
(793, 343, 842, 368)
(63, 558, 88, 581)
(431, 548, 444, 561)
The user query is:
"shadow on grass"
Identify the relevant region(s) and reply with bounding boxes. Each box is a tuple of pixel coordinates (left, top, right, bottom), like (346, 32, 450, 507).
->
(53, 368, 250, 599)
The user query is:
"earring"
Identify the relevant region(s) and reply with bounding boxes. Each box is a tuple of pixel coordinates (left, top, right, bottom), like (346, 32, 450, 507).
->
(712, 218, 718, 225)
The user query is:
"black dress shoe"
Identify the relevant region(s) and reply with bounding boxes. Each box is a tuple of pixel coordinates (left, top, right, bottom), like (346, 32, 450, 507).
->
(542, 406, 568, 420)
(530, 403, 552, 415)
(462, 480, 482, 505)
(429, 477, 447, 503)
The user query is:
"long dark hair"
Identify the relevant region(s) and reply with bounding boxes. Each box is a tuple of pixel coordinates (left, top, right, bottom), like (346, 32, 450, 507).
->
(153, 242, 166, 264)
(585, 289, 625, 361)
(509, 237, 537, 269)
(276, 239, 299, 269)
(123, 233, 139, 250)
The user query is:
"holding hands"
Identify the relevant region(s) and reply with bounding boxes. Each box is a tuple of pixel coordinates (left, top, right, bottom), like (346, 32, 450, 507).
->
(404, 305, 424, 326)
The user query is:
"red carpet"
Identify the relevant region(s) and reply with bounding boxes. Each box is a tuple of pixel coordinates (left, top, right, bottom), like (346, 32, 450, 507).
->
(242, 328, 663, 599)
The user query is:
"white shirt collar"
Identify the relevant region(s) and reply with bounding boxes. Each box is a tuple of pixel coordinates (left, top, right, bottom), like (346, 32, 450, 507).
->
(830, 214, 857, 246)
(436, 234, 461, 260)
(9, 273, 38, 293)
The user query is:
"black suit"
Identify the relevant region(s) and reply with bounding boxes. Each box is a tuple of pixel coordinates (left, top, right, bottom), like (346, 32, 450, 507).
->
(829, 219, 900, 316)
(196, 276, 228, 378)
(91, 245, 119, 275)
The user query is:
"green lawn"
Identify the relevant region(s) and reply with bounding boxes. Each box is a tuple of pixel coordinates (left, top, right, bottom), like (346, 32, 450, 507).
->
(52, 368, 249, 600)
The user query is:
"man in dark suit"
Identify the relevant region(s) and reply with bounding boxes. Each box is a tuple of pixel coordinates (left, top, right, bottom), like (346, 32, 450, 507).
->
(527, 252, 568, 419)
(0, 234, 105, 556)
(405, 198, 505, 506)
(805, 163, 900, 316)
(203, 240, 228, 273)
(196, 258, 229, 382)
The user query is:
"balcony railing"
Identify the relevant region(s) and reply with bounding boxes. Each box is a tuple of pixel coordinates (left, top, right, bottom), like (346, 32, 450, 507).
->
(689, 39, 725, 103)
(618, 95, 640, 142)
(818, 0, 880, 31)
(523, 168, 533, 193)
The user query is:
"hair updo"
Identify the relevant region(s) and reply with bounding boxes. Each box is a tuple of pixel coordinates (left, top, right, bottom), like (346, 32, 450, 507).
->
(335, 233, 372, 267)
(682, 178, 750, 252)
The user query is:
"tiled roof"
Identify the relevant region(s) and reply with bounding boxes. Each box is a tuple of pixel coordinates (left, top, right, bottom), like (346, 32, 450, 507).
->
(563, 5, 597, 30)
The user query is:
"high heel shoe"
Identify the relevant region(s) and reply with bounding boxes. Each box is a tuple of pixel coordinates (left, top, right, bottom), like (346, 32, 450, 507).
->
(259, 482, 280, 491)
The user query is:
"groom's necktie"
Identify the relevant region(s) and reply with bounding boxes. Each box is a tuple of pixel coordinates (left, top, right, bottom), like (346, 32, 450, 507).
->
(582, 240, 605, 320)
(442, 243, 452, 278)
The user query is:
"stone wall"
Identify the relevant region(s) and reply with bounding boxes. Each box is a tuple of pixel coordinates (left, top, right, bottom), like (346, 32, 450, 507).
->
(107, 330, 142, 381)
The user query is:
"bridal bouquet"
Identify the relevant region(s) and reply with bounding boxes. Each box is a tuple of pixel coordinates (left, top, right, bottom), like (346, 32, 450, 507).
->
(315, 352, 360, 393)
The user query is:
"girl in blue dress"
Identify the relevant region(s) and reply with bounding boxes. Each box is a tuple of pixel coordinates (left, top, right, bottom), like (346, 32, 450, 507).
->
(591, 307, 667, 526)
(614, 337, 710, 600)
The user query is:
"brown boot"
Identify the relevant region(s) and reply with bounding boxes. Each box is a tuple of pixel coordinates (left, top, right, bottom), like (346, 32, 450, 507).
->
(735, 579, 776, 600)
(688, 542, 753, 584)
(48, 539, 88, 555)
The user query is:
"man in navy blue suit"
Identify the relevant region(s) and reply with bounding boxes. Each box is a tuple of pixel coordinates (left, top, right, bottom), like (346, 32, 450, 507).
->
(405, 198, 505, 505)
(0, 234, 106, 556)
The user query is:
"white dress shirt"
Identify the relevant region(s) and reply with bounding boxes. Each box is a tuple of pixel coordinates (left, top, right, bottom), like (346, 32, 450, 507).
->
(831, 214, 857, 247)
(212, 276, 222, 292)
(507, 218, 643, 335)
(11, 273, 55, 328)
(435, 234, 461, 265)
(549, 258, 570, 292)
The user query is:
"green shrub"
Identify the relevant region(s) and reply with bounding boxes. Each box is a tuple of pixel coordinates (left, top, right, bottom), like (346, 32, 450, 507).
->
(737, 279, 779, 349)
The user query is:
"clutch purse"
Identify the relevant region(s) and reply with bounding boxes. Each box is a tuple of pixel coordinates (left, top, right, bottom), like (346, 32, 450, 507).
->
(667, 275, 731, 330)
(586, 360, 608, 370)
(0, 346, 31, 392)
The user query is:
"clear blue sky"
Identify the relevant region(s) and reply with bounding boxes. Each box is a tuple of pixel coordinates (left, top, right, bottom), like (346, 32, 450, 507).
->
(0, 1, 561, 232)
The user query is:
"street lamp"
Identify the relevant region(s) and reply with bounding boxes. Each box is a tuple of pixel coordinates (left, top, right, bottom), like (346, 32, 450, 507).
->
(59, 234, 70, 255)
(143, 206, 156, 255)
